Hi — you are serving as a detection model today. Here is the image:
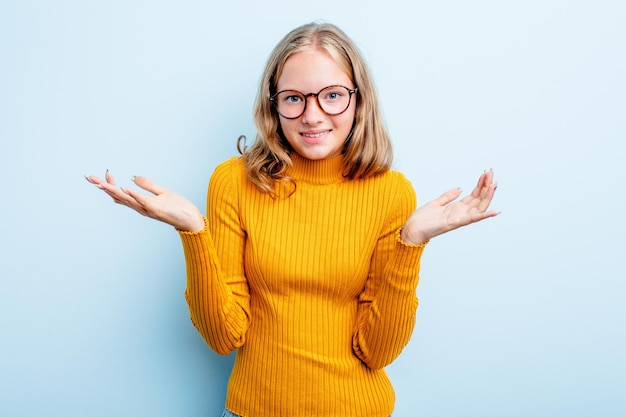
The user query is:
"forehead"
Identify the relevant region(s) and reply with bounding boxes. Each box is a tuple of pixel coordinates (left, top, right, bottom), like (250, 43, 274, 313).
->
(277, 49, 353, 92)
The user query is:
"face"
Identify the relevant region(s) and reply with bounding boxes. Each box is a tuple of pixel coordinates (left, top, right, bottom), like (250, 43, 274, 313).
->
(275, 48, 356, 161)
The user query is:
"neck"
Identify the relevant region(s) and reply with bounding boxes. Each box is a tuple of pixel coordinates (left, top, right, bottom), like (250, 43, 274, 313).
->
(286, 153, 346, 185)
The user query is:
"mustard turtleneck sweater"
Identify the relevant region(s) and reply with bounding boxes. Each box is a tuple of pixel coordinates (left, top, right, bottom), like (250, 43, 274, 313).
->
(179, 154, 427, 417)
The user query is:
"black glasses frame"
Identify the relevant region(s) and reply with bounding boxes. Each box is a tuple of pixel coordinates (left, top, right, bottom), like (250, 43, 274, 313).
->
(269, 85, 358, 119)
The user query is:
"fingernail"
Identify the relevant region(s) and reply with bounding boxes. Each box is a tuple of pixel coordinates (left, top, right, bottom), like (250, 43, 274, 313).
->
(131, 175, 136, 182)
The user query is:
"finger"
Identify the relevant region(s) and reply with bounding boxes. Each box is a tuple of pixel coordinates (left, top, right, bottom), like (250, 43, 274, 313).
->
(469, 170, 488, 199)
(468, 169, 495, 201)
(97, 179, 142, 207)
(105, 169, 117, 186)
(485, 168, 493, 185)
(132, 175, 169, 196)
(100, 183, 132, 203)
(471, 209, 501, 223)
(462, 182, 495, 209)
(120, 186, 152, 213)
(476, 182, 498, 212)
(434, 187, 463, 206)
(85, 175, 104, 188)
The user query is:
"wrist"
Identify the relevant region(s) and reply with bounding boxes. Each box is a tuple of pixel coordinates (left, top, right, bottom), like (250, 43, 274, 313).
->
(400, 227, 429, 246)
(176, 215, 206, 233)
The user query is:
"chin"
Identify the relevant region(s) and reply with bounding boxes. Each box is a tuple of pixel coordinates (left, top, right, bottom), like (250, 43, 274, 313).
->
(299, 148, 340, 161)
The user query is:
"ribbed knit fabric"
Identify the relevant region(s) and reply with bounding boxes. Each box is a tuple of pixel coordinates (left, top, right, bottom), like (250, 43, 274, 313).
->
(179, 154, 427, 417)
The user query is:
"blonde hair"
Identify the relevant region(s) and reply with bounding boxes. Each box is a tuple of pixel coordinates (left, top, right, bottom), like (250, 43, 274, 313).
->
(241, 22, 393, 194)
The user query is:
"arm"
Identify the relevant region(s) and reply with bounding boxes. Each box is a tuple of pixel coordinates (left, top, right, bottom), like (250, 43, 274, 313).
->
(86, 164, 250, 354)
(180, 159, 250, 355)
(352, 175, 427, 369)
(352, 169, 499, 368)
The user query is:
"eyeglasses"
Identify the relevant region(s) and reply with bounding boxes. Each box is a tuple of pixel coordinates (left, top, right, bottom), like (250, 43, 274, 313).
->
(269, 85, 358, 119)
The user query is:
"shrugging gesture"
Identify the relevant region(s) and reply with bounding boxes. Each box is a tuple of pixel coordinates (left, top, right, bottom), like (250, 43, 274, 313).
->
(85, 171, 205, 232)
(401, 169, 499, 245)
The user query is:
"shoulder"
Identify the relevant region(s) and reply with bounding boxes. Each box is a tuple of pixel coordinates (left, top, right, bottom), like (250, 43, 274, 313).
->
(371, 169, 415, 198)
(212, 156, 245, 177)
(210, 157, 246, 186)
(207, 157, 247, 203)
(369, 169, 417, 215)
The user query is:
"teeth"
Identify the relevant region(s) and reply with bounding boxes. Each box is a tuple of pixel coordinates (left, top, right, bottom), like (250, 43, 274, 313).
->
(302, 132, 327, 138)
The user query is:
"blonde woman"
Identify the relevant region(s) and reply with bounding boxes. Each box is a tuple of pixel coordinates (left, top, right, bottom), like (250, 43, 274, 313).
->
(86, 22, 498, 417)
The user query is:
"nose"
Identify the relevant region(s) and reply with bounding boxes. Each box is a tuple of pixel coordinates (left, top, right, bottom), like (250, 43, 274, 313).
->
(301, 95, 325, 124)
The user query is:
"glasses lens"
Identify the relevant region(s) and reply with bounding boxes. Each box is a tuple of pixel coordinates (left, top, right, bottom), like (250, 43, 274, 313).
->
(318, 86, 351, 115)
(272, 86, 353, 118)
(274, 91, 306, 119)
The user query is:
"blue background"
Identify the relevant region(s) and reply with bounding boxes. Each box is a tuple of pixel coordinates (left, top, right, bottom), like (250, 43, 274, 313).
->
(1, 0, 624, 416)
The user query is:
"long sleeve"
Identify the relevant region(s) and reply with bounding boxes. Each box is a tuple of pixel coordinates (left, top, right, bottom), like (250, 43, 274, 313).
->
(179, 159, 250, 355)
(352, 174, 428, 369)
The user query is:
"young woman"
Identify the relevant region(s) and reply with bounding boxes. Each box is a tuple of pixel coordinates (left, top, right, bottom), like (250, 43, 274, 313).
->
(86, 22, 498, 417)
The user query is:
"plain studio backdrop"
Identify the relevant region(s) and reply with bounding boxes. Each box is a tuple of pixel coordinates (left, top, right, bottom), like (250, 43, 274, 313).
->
(1, 1, 624, 416)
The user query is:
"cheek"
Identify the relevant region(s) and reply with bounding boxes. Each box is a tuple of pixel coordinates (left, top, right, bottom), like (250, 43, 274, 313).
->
(278, 118, 296, 136)
(337, 109, 357, 132)
(277, 119, 300, 147)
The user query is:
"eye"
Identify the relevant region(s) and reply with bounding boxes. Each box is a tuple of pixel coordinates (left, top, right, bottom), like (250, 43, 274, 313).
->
(286, 95, 302, 103)
(279, 91, 304, 104)
(323, 88, 345, 101)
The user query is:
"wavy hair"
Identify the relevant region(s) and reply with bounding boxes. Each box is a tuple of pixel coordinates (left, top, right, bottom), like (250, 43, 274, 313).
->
(241, 22, 393, 194)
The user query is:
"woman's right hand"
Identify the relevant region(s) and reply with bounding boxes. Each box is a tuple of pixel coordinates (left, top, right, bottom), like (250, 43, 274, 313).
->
(85, 170, 205, 232)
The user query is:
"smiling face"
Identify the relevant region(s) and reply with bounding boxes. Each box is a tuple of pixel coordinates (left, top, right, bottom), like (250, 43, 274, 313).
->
(275, 48, 356, 161)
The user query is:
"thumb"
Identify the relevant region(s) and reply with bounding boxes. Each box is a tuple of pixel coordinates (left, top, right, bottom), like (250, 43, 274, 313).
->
(435, 187, 463, 206)
(132, 175, 168, 195)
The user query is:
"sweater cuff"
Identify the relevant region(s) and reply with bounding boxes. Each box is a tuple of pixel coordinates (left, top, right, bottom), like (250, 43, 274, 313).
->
(176, 216, 209, 235)
(395, 228, 429, 249)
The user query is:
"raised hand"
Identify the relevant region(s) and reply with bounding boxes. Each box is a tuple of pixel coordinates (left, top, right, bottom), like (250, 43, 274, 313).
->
(85, 170, 205, 232)
(401, 169, 499, 245)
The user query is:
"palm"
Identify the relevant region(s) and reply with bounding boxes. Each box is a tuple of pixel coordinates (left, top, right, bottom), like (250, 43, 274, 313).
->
(85, 171, 205, 232)
(402, 169, 499, 245)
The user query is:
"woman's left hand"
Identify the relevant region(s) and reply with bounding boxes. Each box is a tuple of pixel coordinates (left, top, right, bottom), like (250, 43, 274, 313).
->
(401, 169, 499, 245)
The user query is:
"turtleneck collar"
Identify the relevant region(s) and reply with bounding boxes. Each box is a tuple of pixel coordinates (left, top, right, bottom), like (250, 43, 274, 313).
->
(286, 153, 347, 185)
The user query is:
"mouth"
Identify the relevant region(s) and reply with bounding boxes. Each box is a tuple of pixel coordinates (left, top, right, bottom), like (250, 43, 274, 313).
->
(301, 130, 331, 144)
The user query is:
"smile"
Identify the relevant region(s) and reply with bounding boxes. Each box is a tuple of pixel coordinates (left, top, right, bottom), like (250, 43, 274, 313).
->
(301, 130, 331, 138)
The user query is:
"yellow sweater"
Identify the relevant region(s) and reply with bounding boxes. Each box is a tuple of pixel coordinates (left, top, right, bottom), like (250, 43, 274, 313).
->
(179, 154, 427, 417)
